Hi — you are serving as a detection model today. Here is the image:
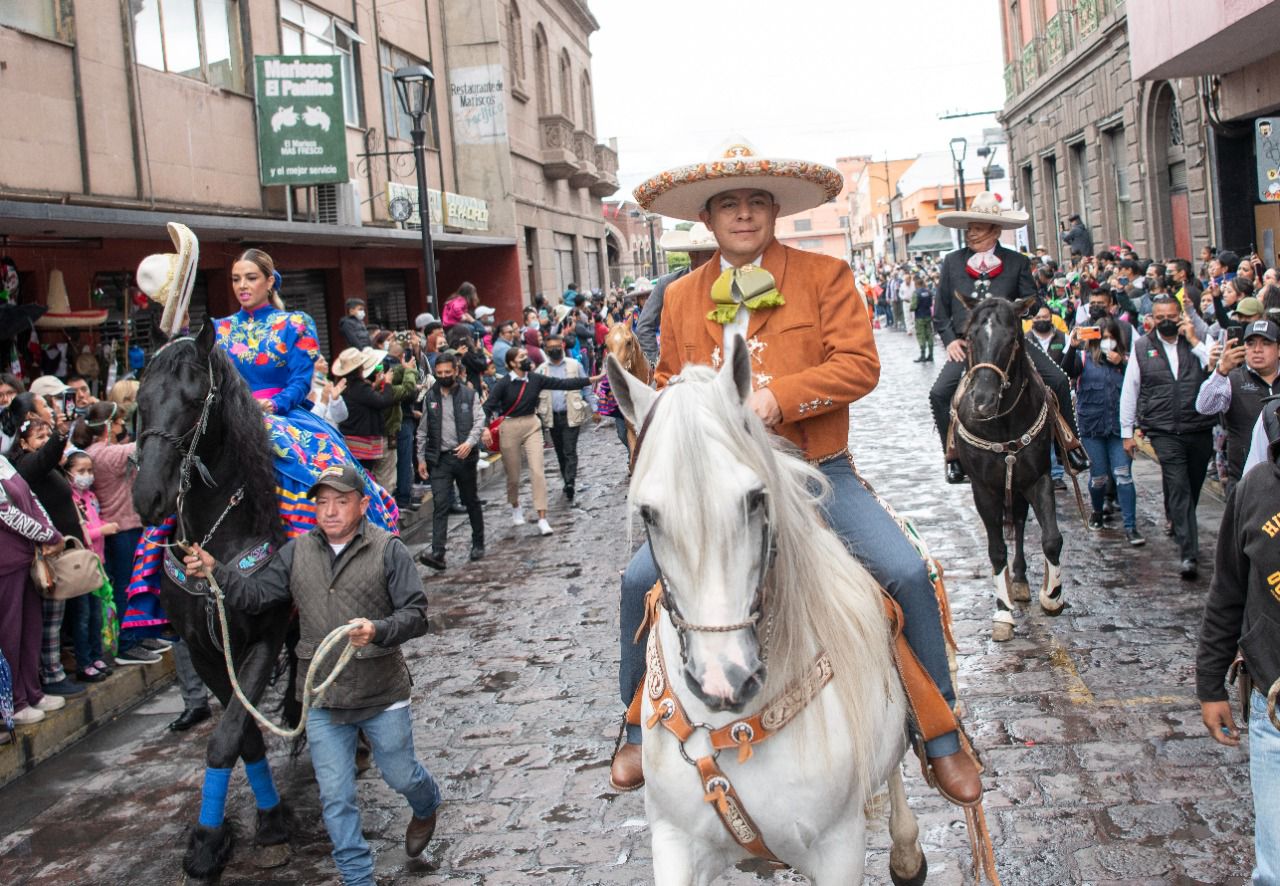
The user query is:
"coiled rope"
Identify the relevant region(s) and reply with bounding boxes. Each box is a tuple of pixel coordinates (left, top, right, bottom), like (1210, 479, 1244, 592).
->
(199, 557, 357, 740)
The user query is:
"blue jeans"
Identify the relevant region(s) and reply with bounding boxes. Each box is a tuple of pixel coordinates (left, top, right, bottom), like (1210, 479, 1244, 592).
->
(1251, 689, 1280, 885)
(1081, 435, 1136, 530)
(68, 592, 103, 671)
(307, 705, 441, 886)
(619, 455, 959, 756)
(1049, 447, 1064, 481)
(104, 527, 143, 649)
(395, 419, 417, 506)
(612, 414, 629, 450)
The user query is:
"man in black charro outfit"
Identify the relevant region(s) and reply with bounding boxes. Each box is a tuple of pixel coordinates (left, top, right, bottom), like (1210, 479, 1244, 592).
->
(927, 192, 1089, 484)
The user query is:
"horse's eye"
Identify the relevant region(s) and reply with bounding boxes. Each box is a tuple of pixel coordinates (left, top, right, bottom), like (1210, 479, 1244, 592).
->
(639, 505, 656, 525)
(747, 490, 766, 512)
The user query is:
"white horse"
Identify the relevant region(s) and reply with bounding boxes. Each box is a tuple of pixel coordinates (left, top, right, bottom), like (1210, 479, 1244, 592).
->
(607, 339, 928, 886)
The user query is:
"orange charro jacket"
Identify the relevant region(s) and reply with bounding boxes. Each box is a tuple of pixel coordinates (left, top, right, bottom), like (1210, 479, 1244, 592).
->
(656, 239, 880, 461)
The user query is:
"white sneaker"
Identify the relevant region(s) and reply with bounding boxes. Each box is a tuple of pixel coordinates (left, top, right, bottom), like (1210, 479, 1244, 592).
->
(537, 518, 553, 536)
(33, 694, 66, 712)
(511, 506, 526, 526)
(13, 706, 46, 725)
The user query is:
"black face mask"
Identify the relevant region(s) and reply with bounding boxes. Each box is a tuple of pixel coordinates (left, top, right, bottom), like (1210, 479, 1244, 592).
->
(519, 358, 533, 372)
(1156, 318, 1180, 338)
(546, 347, 564, 360)
(1089, 305, 1108, 320)
(1032, 320, 1053, 334)
(437, 375, 455, 389)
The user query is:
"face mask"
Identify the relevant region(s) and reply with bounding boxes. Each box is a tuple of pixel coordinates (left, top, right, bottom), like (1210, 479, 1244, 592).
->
(437, 376, 455, 389)
(1156, 318, 1180, 338)
(356, 309, 366, 320)
(519, 358, 533, 372)
(1089, 305, 1108, 320)
(72, 473, 94, 490)
(1099, 339, 1117, 353)
(546, 347, 564, 360)
(1032, 320, 1053, 334)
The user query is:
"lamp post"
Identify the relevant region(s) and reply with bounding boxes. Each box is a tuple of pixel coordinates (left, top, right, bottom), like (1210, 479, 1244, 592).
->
(393, 64, 440, 317)
(646, 214, 659, 277)
(949, 136, 968, 215)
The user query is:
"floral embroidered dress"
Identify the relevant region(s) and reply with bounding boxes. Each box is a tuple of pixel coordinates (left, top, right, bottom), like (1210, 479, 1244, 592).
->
(124, 305, 399, 633)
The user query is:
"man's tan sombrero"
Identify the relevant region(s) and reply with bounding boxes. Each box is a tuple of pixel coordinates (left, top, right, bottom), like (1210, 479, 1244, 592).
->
(659, 222, 717, 253)
(634, 138, 843, 222)
(936, 191, 1029, 230)
(332, 347, 366, 378)
(136, 222, 199, 337)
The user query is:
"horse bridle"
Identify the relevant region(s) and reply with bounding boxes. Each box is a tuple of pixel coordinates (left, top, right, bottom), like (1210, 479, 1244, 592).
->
(135, 340, 243, 550)
(631, 382, 778, 664)
(964, 333, 1028, 422)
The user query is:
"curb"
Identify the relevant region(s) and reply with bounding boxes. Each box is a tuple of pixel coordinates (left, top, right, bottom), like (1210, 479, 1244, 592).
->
(0, 655, 176, 789)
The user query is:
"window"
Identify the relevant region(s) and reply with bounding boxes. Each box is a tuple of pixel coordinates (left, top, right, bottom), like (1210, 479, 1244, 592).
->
(1, 0, 66, 40)
(534, 26, 551, 115)
(132, 0, 245, 91)
(1020, 164, 1037, 250)
(558, 50, 573, 122)
(1069, 141, 1088, 225)
(839, 216, 850, 228)
(580, 72, 594, 134)
(506, 3, 524, 82)
(281, 0, 362, 126)
(1043, 154, 1062, 256)
(584, 238, 601, 290)
(797, 238, 824, 250)
(380, 43, 437, 146)
(793, 218, 813, 232)
(1104, 127, 1131, 242)
(554, 233, 576, 295)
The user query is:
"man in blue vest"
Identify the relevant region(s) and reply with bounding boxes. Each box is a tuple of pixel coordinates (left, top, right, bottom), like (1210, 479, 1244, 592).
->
(1119, 295, 1214, 579)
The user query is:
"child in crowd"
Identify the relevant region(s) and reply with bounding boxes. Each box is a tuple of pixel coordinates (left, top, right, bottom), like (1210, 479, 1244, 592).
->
(64, 450, 117, 682)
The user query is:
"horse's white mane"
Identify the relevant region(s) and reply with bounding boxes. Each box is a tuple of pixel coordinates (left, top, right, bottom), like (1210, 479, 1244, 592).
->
(631, 364, 896, 797)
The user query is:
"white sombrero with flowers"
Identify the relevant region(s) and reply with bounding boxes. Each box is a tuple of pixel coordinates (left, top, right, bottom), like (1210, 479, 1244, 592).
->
(659, 222, 718, 253)
(634, 138, 843, 222)
(136, 222, 200, 337)
(936, 191, 1029, 230)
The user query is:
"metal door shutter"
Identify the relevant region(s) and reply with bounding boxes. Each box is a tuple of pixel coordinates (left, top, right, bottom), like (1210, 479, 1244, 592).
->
(364, 269, 409, 332)
(280, 271, 331, 358)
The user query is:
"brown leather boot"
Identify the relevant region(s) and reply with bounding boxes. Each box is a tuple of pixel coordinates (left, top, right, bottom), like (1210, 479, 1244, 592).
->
(404, 810, 437, 858)
(928, 749, 982, 805)
(609, 742, 643, 792)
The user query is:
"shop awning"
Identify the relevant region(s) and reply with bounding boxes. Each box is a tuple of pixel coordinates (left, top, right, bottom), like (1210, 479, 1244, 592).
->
(907, 225, 955, 254)
(0, 200, 515, 251)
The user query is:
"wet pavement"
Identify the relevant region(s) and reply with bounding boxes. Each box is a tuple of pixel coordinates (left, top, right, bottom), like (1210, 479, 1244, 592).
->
(0, 326, 1255, 885)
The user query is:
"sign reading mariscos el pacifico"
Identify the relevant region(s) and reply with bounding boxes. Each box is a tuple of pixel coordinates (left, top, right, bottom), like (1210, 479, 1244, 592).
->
(255, 56, 349, 187)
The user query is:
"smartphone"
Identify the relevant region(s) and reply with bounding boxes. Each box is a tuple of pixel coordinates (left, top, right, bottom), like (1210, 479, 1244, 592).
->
(1078, 326, 1102, 341)
(1225, 323, 1245, 347)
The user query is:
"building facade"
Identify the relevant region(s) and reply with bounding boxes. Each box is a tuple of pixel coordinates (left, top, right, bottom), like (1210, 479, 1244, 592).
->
(0, 0, 613, 368)
(998, 0, 1213, 264)
(1128, 0, 1280, 267)
(601, 201, 664, 286)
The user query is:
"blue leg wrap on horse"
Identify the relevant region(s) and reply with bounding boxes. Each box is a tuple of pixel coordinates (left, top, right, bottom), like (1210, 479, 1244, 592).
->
(198, 766, 233, 828)
(245, 758, 281, 810)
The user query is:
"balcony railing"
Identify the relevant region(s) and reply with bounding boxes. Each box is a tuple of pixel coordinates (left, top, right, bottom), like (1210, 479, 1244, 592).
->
(569, 129, 599, 189)
(590, 143, 620, 198)
(1004, 62, 1020, 100)
(1020, 40, 1040, 86)
(1044, 13, 1069, 65)
(1077, 0, 1103, 37)
(539, 114, 579, 180)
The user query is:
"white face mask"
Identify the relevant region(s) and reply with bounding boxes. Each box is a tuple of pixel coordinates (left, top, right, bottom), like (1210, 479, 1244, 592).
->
(1099, 339, 1117, 353)
(356, 309, 366, 320)
(73, 473, 95, 490)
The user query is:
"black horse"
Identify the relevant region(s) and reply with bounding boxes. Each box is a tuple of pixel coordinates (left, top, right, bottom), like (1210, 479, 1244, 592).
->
(132, 321, 296, 878)
(951, 295, 1065, 642)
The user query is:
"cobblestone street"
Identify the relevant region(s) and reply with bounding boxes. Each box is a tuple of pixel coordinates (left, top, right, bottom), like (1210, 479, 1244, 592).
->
(0, 327, 1256, 885)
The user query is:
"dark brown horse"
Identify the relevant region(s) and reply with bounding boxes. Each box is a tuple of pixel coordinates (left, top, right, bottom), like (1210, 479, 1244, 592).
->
(951, 295, 1064, 641)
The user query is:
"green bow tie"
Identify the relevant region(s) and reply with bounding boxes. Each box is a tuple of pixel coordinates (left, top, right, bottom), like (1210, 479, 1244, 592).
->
(707, 265, 785, 325)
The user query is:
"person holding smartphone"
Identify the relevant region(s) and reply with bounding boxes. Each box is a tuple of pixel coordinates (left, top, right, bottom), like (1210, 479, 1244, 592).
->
(1195, 319, 1280, 496)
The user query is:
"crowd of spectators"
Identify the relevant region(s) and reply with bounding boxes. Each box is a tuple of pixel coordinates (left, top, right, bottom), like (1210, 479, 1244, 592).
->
(0, 278, 650, 735)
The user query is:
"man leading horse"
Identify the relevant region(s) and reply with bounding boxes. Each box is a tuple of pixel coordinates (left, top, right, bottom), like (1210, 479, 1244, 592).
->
(928, 193, 1090, 484)
(611, 138, 983, 807)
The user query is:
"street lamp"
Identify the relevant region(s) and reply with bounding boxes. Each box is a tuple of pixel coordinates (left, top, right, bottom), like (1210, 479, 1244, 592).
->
(949, 137, 968, 215)
(393, 64, 440, 317)
(630, 209, 661, 278)
(877, 196, 899, 263)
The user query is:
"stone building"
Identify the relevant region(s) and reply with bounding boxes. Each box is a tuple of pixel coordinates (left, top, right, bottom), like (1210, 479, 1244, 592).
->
(0, 0, 614, 363)
(601, 201, 664, 286)
(998, 0, 1213, 263)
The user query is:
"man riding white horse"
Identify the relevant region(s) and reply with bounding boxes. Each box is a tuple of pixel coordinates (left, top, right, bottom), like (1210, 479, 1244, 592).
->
(927, 193, 1090, 484)
(612, 138, 983, 806)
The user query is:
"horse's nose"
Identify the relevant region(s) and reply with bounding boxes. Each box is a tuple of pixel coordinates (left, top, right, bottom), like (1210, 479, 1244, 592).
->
(684, 658, 766, 713)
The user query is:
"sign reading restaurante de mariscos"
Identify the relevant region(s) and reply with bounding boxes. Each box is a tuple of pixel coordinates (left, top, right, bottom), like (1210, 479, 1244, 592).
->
(255, 56, 349, 187)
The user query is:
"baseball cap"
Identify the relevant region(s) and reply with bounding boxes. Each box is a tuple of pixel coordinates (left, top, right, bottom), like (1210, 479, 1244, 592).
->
(1234, 296, 1263, 318)
(1243, 319, 1279, 343)
(475, 305, 495, 320)
(306, 463, 364, 498)
(29, 376, 70, 398)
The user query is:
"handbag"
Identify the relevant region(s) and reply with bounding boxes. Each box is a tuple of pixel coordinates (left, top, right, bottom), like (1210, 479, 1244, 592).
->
(30, 537, 103, 601)
(485, 380, 527, 451)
